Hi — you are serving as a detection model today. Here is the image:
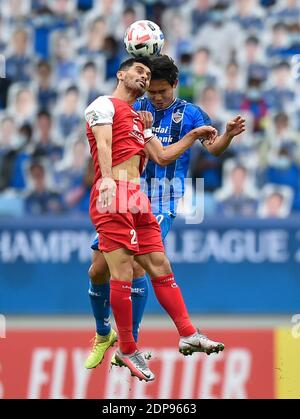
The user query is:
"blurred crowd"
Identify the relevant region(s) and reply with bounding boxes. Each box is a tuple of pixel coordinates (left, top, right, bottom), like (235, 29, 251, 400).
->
(0, 0, 300, 219)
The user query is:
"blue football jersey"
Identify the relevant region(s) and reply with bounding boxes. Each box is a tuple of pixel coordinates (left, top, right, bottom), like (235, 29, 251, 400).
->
(134, 97, 212, 216)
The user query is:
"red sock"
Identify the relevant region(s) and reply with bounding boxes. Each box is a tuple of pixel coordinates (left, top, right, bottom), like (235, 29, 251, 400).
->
(110, 279, 137, 354)
(151, 274, 196, 337)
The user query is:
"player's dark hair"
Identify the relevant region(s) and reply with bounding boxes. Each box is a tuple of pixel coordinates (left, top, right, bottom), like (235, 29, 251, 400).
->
(150, 55, 179, 86)
(118, 57, 153, 73)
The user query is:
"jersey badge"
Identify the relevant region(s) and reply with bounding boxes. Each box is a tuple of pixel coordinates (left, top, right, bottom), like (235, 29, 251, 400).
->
(172, 109, 183, 124)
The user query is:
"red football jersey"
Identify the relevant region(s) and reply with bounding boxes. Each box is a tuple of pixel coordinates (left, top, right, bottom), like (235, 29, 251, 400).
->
(85, 96, 146, 185)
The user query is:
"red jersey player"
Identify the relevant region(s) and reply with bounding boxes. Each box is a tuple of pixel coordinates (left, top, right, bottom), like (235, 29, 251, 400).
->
(85, 57, 224, 382)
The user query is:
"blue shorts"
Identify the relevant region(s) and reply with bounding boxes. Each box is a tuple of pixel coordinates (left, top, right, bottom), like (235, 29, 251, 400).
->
(90, 212, 174, 251)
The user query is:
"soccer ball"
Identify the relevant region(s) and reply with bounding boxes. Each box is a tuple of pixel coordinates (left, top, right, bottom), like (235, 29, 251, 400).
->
(124, 20, 164, 57)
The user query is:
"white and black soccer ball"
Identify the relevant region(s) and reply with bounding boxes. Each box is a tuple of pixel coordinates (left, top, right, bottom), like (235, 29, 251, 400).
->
(124, 20, 164, 57)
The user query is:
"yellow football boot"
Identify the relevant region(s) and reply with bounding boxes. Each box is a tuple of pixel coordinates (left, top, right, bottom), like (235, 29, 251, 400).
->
(84, 329, 117, 369)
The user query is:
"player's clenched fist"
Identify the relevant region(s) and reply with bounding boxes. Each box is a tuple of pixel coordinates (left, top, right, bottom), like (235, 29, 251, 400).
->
(99, 177, 117, 208)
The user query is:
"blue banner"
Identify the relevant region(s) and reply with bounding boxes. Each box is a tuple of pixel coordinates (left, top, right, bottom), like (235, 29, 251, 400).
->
(0, 216, 299, 314)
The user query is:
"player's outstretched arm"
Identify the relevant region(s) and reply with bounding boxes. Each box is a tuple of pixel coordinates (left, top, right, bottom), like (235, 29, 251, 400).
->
(204, 115, 246, 156)
(145, 125, 218, 166)
(138, 111, 218, 166)
(92, 125, 116, 207)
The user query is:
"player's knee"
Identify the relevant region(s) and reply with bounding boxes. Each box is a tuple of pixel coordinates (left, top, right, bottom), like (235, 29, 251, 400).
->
(148, 253, 172, 276)
(88, 262, 107, 285)
(156, 254, 172, 272)
(106, 254, 133, 281)
(88, 263, 96, 281)
(110, 265, 134, 282)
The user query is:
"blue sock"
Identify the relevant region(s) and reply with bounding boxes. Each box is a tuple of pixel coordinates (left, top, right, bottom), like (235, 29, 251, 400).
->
(88, 282, 111, 336)
(131, 275, 149, 342)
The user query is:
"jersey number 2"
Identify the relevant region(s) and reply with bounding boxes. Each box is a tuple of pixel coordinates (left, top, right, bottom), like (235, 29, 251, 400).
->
(130, 229, 137, 244)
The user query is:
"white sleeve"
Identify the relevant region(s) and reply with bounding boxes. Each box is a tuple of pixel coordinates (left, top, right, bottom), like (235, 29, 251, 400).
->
(84, 96, 115, 127)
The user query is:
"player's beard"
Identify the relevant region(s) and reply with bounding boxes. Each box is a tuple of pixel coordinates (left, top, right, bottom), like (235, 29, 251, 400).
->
(124, 74, 145, 97)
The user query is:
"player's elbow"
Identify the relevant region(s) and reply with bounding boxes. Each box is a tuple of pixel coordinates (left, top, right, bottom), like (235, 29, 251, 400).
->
(208, 146, 222, 157)
(157, 155, 170, 166)
(151, 150, 169, 166)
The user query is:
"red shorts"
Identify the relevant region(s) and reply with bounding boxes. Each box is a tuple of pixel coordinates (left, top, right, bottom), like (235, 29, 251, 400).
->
(89, 180, 164, 255)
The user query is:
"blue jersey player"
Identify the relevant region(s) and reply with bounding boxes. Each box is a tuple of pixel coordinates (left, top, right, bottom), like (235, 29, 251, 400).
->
(84, 55, 245, 369)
